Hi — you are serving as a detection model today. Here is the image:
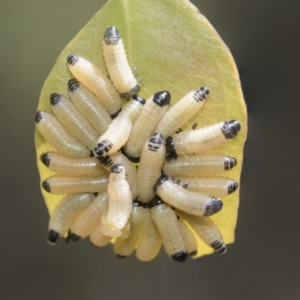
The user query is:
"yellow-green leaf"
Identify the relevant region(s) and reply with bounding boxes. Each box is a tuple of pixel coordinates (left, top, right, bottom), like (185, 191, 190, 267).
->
(35, 0, 247, 258)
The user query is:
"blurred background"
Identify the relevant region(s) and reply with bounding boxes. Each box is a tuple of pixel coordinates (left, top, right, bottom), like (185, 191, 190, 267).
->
(1, 0, 299, 299)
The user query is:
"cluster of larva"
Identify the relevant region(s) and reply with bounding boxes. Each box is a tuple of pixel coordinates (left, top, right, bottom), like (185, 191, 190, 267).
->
(36, 26, 241, 263)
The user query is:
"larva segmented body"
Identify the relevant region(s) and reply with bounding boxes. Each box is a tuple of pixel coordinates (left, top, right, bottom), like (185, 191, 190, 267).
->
(114, 200, 144, 258)
(35, 111, 91, 158)
(50, 93, 99, 150)
(154, 175, 223, 217)
(67, 54, 122, 118)
(171, 177, 239, 197)
(162, 155, 237, 177)
(177, 217, 198, 256)
(178, 211, 227, 254)
(42, 175, 108, 195)
(90, 224, 112, 248)
(137, 133, 165, 203)
(68, 79, 112, 136)
(155, 87, 209, 138)
(40, 152, 108, 177)
(136, 206, 162, 262)
(103, 27, 140, 98)
(166, 120, 241, 160)
(48, 193, 95, 245)
(101, 164, 132, 238)
(123, 91, 171, 162)
(149, 197, 188, 263)
(69, 192, 108, 241)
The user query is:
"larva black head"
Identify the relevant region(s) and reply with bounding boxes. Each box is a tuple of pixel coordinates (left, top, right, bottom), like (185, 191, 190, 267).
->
(133, 95, 146, 105)
(221, 120, 241, 139)
(97, 155, 113, 168)
(121, 147, 140, 163)
(204, 198, 223, 216)
(132, 199, 143, 207)
(165, 137, 178, 161)
(120, 85, 141, 98)
(148, 196, 165, 209)
(224, 156, 237, 170)
(93, 192, 99, 197)
(142, 202, 149, 209)
(40, 152, 50, 167)
(153, 91, 171, 107)
(42, 180, 51, 193)
(194, 87, 209, 102)
(68, 233, 81, 242)
(228, 180, 239, 194)
(171, 251, 188, 263)
(94, 140, 113, 157)
(50, 93, 61, 106)
(148, 133, 163, 152)
(116, 254, 127, 259)
(211, 240, 227, 254)
(67, 54, 79, 66)
(110, 107, 122, 119)
(35, 111, 44, 123)
(110, 164, 124, 174)
(189, 250, 198, 257)
(104, 27, 121, 45)
(47, 230, 59, 245)
(68, 79, 80, 92)
(153, 174, 169, 193)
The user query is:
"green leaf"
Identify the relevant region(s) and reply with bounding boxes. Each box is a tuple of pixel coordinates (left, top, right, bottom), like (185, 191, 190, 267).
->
(35, 0, 247, 258)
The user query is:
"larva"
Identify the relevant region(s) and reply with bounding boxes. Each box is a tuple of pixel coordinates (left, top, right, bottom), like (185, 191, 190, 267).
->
(67, 54, 122, 118)
(136, 133, 165, 203)
(177, 217, 198, 256)
(68, 79, 112, 136)
(162, 155, 237, 177)
(136, 206, 162, 262)
(103, 27, 140, 98)
(149, 197, 188, 263)
(69, 192, 108, 241)
(42, 175, 108, 195)
(155, 87, 209, 138)
(35, 111, 92, 158)
(47, 193, 95, 245)
(166, 120, 241, 160)
(50, 93, 99, 150)
(101, 164, 132, 238)
(90, 214, 112, 247)
(171, 177, 239, 197)
(154, 174, 223, 217)
(97, 152, 137, 200)
(178, 210, 227, 254)
(94, 96, 145, 157)
(40, 152, 108, 177)
(114, 200, 144, 258)
(123, 91, 171, 162)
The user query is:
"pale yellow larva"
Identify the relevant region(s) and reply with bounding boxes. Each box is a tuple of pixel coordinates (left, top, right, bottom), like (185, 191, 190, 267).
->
(114, 200, 144, 258)
(178, 210, 227, 254)
(50, 93, 98, 150)
(137, 133, 165, 203)
(171, 177, 239, 197)
(155, 87, 209, 138)
(68, 79, 112, 136)
(41, 175, 108, 195)
(123, 91, 171, 162)
(154, 174, 223, 217)
(136, 206, 162, 262)
(40, 152, 108, 177)
(149, 197, 188, 263)
(90, 224, 112, 247)
(101, 164, 132, 238)
(47, 193, 95, 245)
(69, 192, 108, 241)
(97, 152, 137, 200)
(162, 155, 237, 177)
(103, 27, 140, 98)
(35, 111, 91, 158)
(177, 217, 198, 256)
(67, 54, 122, 118)
(165, 120, 241, 160)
